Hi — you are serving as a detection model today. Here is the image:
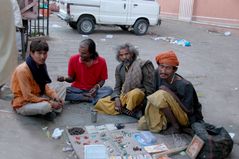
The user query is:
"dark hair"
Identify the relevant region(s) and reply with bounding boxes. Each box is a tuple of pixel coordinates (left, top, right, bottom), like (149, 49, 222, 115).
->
(115, 43, 139, 62)
(30, 39, 49, 53)
(80, 38, 99, 59)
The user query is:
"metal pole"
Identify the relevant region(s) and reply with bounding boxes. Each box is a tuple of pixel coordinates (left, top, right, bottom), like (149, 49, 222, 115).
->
(47, 0, 49, 35)
(38, 0, 40, 36)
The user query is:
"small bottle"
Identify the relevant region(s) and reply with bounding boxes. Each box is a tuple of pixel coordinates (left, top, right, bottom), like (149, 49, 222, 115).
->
(91, 109, 97, 123)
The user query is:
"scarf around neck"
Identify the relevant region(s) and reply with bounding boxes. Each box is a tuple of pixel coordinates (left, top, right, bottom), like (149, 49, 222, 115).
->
(26, 55, 51, 95)
(121, 59, 143, 94)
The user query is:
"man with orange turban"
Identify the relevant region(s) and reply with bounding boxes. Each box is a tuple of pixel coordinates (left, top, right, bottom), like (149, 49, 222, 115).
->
(138, 50, 203, 134)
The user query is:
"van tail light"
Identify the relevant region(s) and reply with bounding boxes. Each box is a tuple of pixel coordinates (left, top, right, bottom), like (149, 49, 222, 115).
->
(67, 3, 70, 14)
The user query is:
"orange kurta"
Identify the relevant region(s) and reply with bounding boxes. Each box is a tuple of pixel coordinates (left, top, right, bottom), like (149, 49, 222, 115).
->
(11, 62, 57, 109)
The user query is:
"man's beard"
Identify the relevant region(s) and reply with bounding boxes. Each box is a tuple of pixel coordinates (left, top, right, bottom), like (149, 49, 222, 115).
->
(123, 59, 132, 67)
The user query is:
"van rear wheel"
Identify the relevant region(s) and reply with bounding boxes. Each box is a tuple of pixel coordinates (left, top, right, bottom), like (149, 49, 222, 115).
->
(77, 17, 95, 34)
(133, 19, 149, 35)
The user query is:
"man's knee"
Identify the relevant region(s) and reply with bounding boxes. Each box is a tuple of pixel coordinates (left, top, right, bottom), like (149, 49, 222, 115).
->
(99, 86, 113, 95)
(128, 88, 145, 98)
(16, 101, 51, 116)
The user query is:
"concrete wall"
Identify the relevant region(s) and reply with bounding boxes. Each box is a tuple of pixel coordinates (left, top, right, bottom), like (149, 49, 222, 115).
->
(157, 0, 180, 19)
(192, 0, 239, 27)
(157, 0, 239, 28)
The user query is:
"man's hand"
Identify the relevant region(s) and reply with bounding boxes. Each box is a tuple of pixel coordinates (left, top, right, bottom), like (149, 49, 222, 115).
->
(57, 76, 74, 83)
(50, 98, 64, 110)
(88, 87, 98, 97)
(115, 97, 122, 113)
(57, 76, 65, 82)
(84, 85, 99, 98)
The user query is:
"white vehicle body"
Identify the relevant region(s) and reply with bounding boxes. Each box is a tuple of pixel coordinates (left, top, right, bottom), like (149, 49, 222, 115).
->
(58, 0, 161, 35)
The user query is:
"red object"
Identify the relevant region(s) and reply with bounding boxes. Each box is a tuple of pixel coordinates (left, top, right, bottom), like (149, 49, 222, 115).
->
(39, 8, 50, 17)
(49, 3, 59, 12)
(68, 54, 108, 90)
(75, 136, 81, 140)
(84, 136, 89, 139)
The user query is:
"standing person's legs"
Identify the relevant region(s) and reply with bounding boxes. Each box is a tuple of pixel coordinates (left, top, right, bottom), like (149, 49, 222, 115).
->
(92, 86, 113, 104)
(16, 101, 52, 116)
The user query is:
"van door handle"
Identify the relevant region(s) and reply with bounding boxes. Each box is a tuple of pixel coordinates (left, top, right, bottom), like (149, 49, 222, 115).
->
(133, 4, 138, 6)
(124, 3, 126, 9)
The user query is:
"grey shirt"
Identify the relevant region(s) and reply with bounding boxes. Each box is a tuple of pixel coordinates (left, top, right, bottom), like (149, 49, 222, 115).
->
(111, 59, 155, 99)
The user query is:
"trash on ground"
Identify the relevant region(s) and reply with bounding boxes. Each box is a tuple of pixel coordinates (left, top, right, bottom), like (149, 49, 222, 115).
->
(66, 141, 72, 146)
(224, 31, 231, 36)
(172, 39, 191, 47)
(68, 151, 77, 158)
(100, 38, 106, 41)
(62, 146, 74, 152)
(197, 92, 204, 98)
(207, 29, 232, 36)
(152, 36, 175, 43)
(52, 128, 64, 139)
(42, 126, 50, 138)
(106, 34, 113, 38)
(152, 36, 191, 47)
(82, 35, 89, 38)
(51, 24, 62, 28)
(229, 132, 235, 139)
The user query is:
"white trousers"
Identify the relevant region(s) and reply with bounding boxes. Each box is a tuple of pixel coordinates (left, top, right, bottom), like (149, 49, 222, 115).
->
(16, 83, 66, 116)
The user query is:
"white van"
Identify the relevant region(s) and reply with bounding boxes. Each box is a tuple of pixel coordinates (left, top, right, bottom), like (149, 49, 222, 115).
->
(58, 0, 161, 35)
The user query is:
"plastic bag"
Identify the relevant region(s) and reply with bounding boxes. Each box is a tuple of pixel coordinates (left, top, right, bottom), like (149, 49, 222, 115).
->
(191, 122, 233, 159)
(133, 131, 157, 146)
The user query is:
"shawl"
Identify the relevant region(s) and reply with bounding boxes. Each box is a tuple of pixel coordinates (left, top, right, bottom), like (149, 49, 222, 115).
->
(26, 55, 51, 95)
(121, 59, 143, 94)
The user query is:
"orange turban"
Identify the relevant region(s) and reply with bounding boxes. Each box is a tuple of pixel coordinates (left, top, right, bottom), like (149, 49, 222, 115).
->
(155, 50, 179, 66)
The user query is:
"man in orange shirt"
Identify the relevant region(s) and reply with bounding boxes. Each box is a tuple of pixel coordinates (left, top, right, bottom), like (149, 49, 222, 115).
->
(11, 40, 65, 121)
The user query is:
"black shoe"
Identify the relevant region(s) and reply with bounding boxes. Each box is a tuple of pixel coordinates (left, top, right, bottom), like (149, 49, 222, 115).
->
(43, 112, 56, 121)
(121, 108, 142, 119)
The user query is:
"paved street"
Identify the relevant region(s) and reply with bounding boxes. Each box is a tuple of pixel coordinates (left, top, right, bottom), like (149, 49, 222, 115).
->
(0, 13, 239, 158)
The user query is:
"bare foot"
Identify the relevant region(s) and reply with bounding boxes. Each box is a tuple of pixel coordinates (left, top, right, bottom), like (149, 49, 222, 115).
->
(115, 106, 122, 113)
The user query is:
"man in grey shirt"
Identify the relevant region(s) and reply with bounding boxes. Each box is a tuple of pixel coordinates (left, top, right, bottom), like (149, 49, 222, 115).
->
(94, 43, 155, 119)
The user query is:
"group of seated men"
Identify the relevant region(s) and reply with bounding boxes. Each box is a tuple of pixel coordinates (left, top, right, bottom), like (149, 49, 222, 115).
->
(10, 38, 203, 134)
